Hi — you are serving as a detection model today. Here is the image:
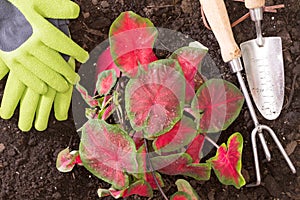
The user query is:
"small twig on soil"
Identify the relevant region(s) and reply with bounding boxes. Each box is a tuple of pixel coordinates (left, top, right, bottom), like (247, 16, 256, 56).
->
(82, 22, 105, 37)
(264, 4, 285, 13)
(205, 135, 220, 149)
(84, 34, 97, 43)
(283, 73, 298, 110)
(143, 139, 169, 200)
(84, 29, 106, 37)
(200, 6, 211, 30)
(231, 12, 250, 28)
(147, 5, 174, 8)
(68, 135, 74, 148)
(11, 145, 21, 154)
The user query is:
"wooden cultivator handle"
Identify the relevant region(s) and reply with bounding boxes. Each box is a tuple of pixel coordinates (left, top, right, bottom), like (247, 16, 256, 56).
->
(199, 0, 241, 62)
(245, 0, 265, 9)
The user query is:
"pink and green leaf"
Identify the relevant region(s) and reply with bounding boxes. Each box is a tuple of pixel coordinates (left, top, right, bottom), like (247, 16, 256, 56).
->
(96, 46, 121, 77)
(125, 59, 186, 138)
(96, 69, 117, 96)
(56, 147, 82, 173)
(207, 132, 245, 189)
(185, 134, 205, 163)
(101, 104, 114, 120)
(170, 46, 208, 89)
(109, 11, 158, 77)
(171, 191, 192, 200)
(144, 171, 164, 190)
(76, 83, 98, 107)
(151, 153, 211, 181)
(191, 79, 244, 133)
(136, 145, 165, 190)
(97, 180, 153, 199)
(152, 116, 197, 153)
(129, 131, 144, 150)
(175, 179, 200, 200)
(170, 46, 208, 103)
(79, 119, 138, 189)
(123, 180, 153, 198)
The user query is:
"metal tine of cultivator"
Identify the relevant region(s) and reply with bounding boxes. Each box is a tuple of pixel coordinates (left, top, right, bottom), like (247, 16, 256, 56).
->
(247, 125, 297, 187)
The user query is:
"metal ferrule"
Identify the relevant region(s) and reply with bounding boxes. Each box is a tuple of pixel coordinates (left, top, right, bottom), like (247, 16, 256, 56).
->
(249, 8, 263, 22)
(250, 8, 264, 46)
(229, 58, 243, 73)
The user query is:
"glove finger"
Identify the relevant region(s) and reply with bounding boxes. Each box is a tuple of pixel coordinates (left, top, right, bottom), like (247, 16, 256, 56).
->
(53, 57, 75, 120)
(17, 55, 69, 93)
(34, 87, 56, 131)
(38, 23, 89, 63)
(33, 0, 80, 19)
(31, 44, 80, 84)
(54, 84, 73, 121)
(0, 59, 9, 80)
(18, 88, 40, 132)
(8, 62, 48, 94)
(0, 73, 26, 119)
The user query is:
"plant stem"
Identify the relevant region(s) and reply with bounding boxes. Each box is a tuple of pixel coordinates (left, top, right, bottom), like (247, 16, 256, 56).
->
(101, 95, 113, 109)
(205, 135, 220, 149)
(143, 139, 169, 200)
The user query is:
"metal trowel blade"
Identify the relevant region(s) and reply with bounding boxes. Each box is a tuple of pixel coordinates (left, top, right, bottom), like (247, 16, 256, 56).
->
(240, 37, 284, 120)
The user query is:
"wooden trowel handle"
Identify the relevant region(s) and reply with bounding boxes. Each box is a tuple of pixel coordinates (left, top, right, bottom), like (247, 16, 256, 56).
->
(200, 0, 241, 62)
(245, 0, 265, 9)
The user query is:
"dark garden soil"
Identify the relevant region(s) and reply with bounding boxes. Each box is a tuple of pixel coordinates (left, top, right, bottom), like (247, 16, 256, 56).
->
(0, 0, 299, 199)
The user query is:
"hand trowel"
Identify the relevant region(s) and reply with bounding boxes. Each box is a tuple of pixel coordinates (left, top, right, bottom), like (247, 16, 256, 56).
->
(240, 0, 284, 120)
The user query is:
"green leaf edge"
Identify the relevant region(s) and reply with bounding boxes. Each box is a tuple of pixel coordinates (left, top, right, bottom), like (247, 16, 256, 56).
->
(171, 191, 192, 200)
(125, 180, 153, 198)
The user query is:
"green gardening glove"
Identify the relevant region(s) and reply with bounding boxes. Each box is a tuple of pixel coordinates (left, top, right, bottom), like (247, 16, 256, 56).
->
(0, 0, 89, 94)
(0, 58, 8, 80)
(0, 56, 75, 131)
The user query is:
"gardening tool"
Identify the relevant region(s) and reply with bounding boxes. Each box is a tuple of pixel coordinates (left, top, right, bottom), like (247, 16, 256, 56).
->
(240, 0, 284, 120)
(200, 0, 296, 187)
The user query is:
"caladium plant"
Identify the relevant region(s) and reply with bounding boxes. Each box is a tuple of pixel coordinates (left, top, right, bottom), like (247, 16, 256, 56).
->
(207, 132, 245, 189)
(56, 11, 247, 199)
